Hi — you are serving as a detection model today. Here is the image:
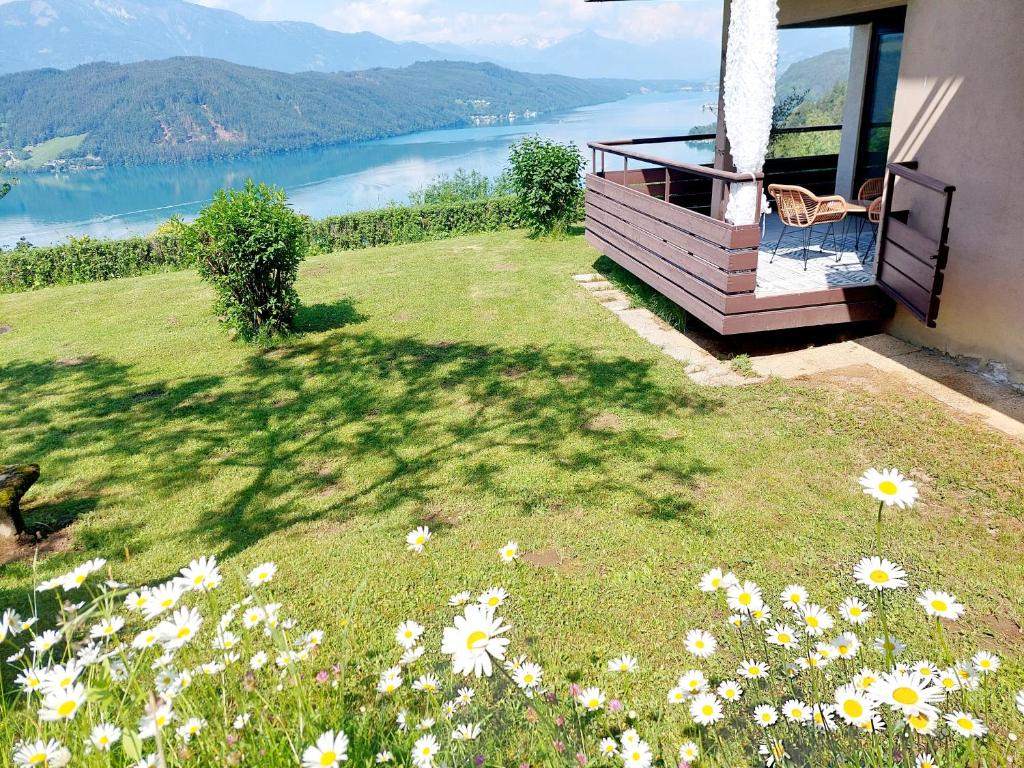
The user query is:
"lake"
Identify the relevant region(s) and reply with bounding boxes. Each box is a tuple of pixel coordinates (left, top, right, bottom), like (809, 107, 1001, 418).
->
(0, 90, 716, 248)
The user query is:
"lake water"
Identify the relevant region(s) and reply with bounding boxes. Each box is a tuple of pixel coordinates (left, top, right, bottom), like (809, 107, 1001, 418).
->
(0, 90, 716, 247)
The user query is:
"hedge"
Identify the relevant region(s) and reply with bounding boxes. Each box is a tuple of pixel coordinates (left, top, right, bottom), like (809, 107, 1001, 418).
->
(0, 196, 526, 294)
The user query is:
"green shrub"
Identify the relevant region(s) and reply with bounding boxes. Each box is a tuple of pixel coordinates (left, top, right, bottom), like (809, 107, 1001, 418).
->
(506, 136, 584, 236)
(408, 169, 511, 206)
(183, 181, 307, 341)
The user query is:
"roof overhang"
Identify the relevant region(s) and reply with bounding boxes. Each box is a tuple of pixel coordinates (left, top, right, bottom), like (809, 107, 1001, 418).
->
(583, 0, 908, 29)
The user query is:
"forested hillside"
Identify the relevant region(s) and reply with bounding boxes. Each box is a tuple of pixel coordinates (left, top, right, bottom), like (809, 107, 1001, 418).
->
(0, 59, 645, 168)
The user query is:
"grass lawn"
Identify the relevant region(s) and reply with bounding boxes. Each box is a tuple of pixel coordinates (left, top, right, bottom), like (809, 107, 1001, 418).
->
(19, 134, 89, 169)
(1, 230, 1023, 756)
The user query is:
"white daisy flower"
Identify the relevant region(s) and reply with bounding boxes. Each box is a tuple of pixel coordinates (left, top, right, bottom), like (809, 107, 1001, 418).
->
(302, 730, 349, 768)
(677, 669, 708, 694)
(29, 630, 62, 655)
(143, 582, 185, 620)
(375, 752, 394, 764)
(717, 680, 742, 702)
(451, 723, 481, 742)
(831, 632, 861, 659)
(944, 711, 987, 738)
(620, 740, 652, 768)
(448, 591, 471, 606)
(250, 651, 268, 670)
(811, 704, 838, 731)
(155, 606, 203, 650)
(241, 605, 266, 629)
(765, 623, 800, 649)
(780, 585, 808, 611)
(689, 693, 723, 725)
(915, 754, 938, 768)
(176, 717, 206, 742)
(132, 629, 160, 650)
(738, 659, 769, 680)
(835, 684, 876, 726)
(90, 723, 122, 751)
(246, 562, 278, 587)
(400, 646, 425, 666)
(58, 558, 107, 591)
(138, 702, 175, 740)
(233, 713, 251, 729)
(726, 580, 763, 614)
(396, 620, 426, 649)
(684, 629, 717, 658)
(753, 705, 778, 728)
(456, 687, 475, 705)
(698, 568, 725, 592)
(758, 740, 789, 768)
(477, 587, 509, 608)
(782, 699, 810, 723)
(441, 603, 510, 677)
(838, 596, 872, 625)
(213, 630, 240, 651)
(599, 737, 618, 757)
(916, 589, 964, 620)
(854, 557, 908, 591)
(678, 741, 699, 763)
(972, 650, 1000, 675)
(176, 555, 222, 592)
(40, 661, 84, 693)
(577, 686, 606, 711)
(412, 734, 439, 768)
(416, 718, 435, 731)
(90, 615, 125, 640)
(38, 683, 86, 721)
(607, 654, 638, 673)
(905, 709, 939, 736)
(405, 526, 431, 554)
(798, 604, 834, 637)
(12, 739, 71, 768)
(620, 729, 640, 749)
(666, 686, 686, 705)
(868, 671, 944, 716)
(124, 591, 152, 613)
(412, 674, 440, 693)
(859, 467, 918, 508)
(498, 541, 520, 563)
(513, 661, 543, 689)
(873, 634, 906, 656)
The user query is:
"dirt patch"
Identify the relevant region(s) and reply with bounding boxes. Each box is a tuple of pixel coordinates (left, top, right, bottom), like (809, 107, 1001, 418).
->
(0, 324, 11, 335)
(557, 374, 580, 385)
(949, 612, 1022, 650)
(262, 348, 289, 361)
(583, 412, 622, 432)
(798, 364, 894, 396)
(0, 528, 72, 567)
(491, 262, 519, 272)
(54, 355, 93, 368)
(132, 388, 165, 403)
(317, 481, 347, 499)
(302, 265, 328, 278)
(502, 366, 527, 380)
(523, 547, 578, 573)
(393, 312, 415, 323)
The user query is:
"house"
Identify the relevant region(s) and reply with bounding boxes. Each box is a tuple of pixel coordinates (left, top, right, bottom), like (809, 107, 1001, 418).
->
(582, 0, 1024, 385)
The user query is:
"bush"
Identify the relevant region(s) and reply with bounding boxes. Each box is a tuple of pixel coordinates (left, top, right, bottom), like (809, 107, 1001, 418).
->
(408, 169, 511, 207)
(506, 136, 584, 236)
(183, 181, 307, 341)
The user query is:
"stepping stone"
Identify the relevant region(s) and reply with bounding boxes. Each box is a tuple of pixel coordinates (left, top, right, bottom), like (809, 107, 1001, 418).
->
(1, 464, 39, 538)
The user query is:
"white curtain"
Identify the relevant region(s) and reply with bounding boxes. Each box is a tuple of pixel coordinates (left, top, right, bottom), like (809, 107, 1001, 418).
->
(723, 0, 779, 225)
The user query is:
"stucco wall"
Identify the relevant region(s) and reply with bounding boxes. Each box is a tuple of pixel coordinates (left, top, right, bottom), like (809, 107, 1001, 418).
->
(885, 0, 1024, 384)
(778, 0, 904, 27)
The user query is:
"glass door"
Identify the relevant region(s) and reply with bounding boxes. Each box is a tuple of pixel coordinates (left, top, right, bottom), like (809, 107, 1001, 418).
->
(855, 20, 904, 189)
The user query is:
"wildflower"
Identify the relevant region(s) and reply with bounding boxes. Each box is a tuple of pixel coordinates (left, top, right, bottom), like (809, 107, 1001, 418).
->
(58, 558, 107, 591)
(132, 628, 160, 649)
(780, 585, 808, 611)
(477, 587, 509, 608)
(378, 666, 403, 694)
(620, 729, 640, 749)
(144, 582, 185, 619)
(944, 711, 987, 738)
(412, 734, 440, 768)
(246, 561, 277, 587)
(90, 615, 125, 640)
(577, 687, 606, 711)
(413, 674, 440, 693)
(684, 629, 717, 658)
(838, 596, 872, 625)
(406, 526, 431, 554)
(689, 693, 723, 725)
(599, 738, 618, 757)
(798, 604, 834, 636)
(1016, 689, 1024, 716)
(916, 754, 938, 768)
(726, 580, 763, 614)
(869, 671, 944, 716)
(678, 742, 699, 763)
(241, 605, 266, 629)
(698, 567, 725, 592)
(250, 651, 268, 670)
(758, 740, 789, 768)
(442, 603, 510, 677)
(513, 661, 543, 689)
(782, 699, 810, 723)
(859, 467, 918, 508)
(400, 645, 425, 666)
(620, 740, 652, 768)
(38, 683, 86, 721)
(12, 739, 71, 768)
(138, 702, 175, 739)
(607, 654, 638, 673)
(29, 630, 62, 655)
(200, 661, 225, 675)
(717, 680, 742, 702)
(835, 684, 876, 727)
(727, 613, 747, 627)
(133, 757, 157, 768)
(873, 634, 905, 656)
(124, 591, 152, 613)
(417, 718, 435, 731)
(452, 723, 482, 742)
(854, 557, 908, 591)
(499, 541, 520, 563)
(678, 669, 708, 693)
(750, 604, 772, 624)
(90, 723, 121, 751)
(811, 704, 838, 731)
(41, 661, 84, 693)
(396, 620, 426, 649)
(765, 623, 800, 649)
(302, 730, 349, 768)
(449, 591, 472, 606)
(916, 589, 964, 620)
(176, 555, 222, 592)
(667, 686, 686, 704)
(213, 630, 240, 651)
(797, 653, 827, 671)
(457, 687, 475, 705)
(831, 632, 860, 659)
(912, 659, 937, 678)
(234, 713, 251, 729)
(905, 709, 939, 736)
(155, 606, 203, 650)
(176, 718, 206, 742)
(754, 705, 778, 727)
(738, 659, 769, 680)
(972, 650, 1000, 674)
(376, 752, 394, 763)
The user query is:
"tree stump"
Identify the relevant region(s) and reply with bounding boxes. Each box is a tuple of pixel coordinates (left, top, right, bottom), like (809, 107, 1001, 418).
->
(0, 464, 39, 538)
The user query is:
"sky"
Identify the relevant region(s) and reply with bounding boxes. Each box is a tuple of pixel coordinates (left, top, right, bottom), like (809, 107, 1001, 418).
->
(188, 0, 726, 48)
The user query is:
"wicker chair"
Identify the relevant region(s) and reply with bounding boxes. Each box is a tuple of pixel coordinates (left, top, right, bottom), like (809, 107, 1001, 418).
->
(856, 177, 884, 204)
(766, 184, 848, 270)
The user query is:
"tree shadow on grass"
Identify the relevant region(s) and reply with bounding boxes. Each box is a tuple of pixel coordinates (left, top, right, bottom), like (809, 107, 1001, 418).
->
(293, 299, 367, 334)
(0, 327, 723, 592)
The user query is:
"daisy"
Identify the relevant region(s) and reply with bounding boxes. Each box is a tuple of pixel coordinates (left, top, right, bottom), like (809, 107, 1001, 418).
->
(717, 680, 743, 702)
(416, 718, 435, 731)
(38, 683, 86, 721)
(666, 686, 687, 704)
(835, 684, 876, 727)
(400, 646, 425, 666)
(905, 709, 939, 736)
(698, 568, 726, 592)
(915, 589, 964, 620)
(176, 718, 206, 742)
(678, 742, 699, 763)
(838, 596, 873, 625)
(12, 739, 71, 768)
(513, 661, 543, 689)
(854, 557, 908, 591)
(1016, 689, 1024, 716)
(41, 661, 84, 693)
(176, 555, 222, 592)
(441, 603, 510, 677)
(143, 582, 185, 620)
(413, 674, 440, 693)
(727, 614, 747, 628)
(58, 558, 107, 591)
(797, 652, 828, 671)
(682, 628, 716, 658)
(90, 615, 125, 640)
(498, 541, 520, 563)
(945, 711, 987, 738)
(376, 752, 394, 764)
(726, 580, 764, 614)
(448, 590, 471, 606)
(782, 699, 810, 723)
(620, 740, 652, 768)
(954, 662, 980, 690)
(250, 651, 269, 670)
(750, 604, 772, 624)
(811, 704, 838, 731)
(868, 671, 944, 716)
(972, 650, 1000, 675)
(233, 713, 251, 729)
(412, 734, 440, 768)
(677, 669, 708, 694)
(124, 591, 152, 613)
(396, 620, 426, 649)
(406, 526, 431, 554)
(780, 585, 808, 611)
(246, 562, 278, 588)
(30, 630, 62, 655)
(577, 686, 606, 711)
(155, 606, 203, 650)
(738, 659, 769, 680)
(916, 754, 938, 768)
(599, 738, 618, 757)
(302, 730, 349, 768)
(689, 693, 723, 725)
(477, 587, 509, 608)
(620, 729, 640, 749)
(457, 687, 475, 705)
(90, 723, 122, 751)
(765, 623, 800, 649)
(859, 467, 918, 508)
(828, 632, 859, 659)
(758, 740, 789, 768)
(799, 604, 834, 636)
(607, 654, 638, 673)
(138, 702, 175, 740)
(753, 705, 778, 728)
(873, 634, 906, 656)
(451, 723, 481, 742)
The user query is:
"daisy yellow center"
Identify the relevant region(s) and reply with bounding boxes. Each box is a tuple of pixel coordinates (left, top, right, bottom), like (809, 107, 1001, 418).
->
(631, 753, 641, 761)
(957, 717, 974, 731)
(156, 716, 167, 727)
(415, 535, 425, 545)
(178, 626, 192, 639)
(75, 574, 86, 585)
(980, 660, 991, 668)
(421, 748, 432, 756)
(258, 572, 268, 580)
(28, 753, 47, 765)
(869, 569, 890, 584)
(892, 687, 919, 705)
(805, 616, 819, 628)
(466, 630, 488, 650)
(162, 599, 174, 608)
(908, 713, 929, 729)
(487, 597, 499, 606)
(57, 699, 78, 716)
(749, 667, 760, 675)
(588, 698, 599, 708)
(808, 658, 819, 667)
(862, 676, 876, 686)
(695, 640, 705, 648)
(99, 736, 109, 744)
(320, 751, 337, 765)
(838, 645, 849, 654)
(524, 674, 534, 683)
(711, 578, 720, 587)
(701, 705, 713, 716)
(843, 700, 863, 718)
(193, 575, 204, 586)
(878, 480, 898, 495)
(931, 599, 948, 612)
(778, 633, 791, 643)
(738, 593, 752, 606)
(760, 713, 771, 722)
(792, 708, 803, 717)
